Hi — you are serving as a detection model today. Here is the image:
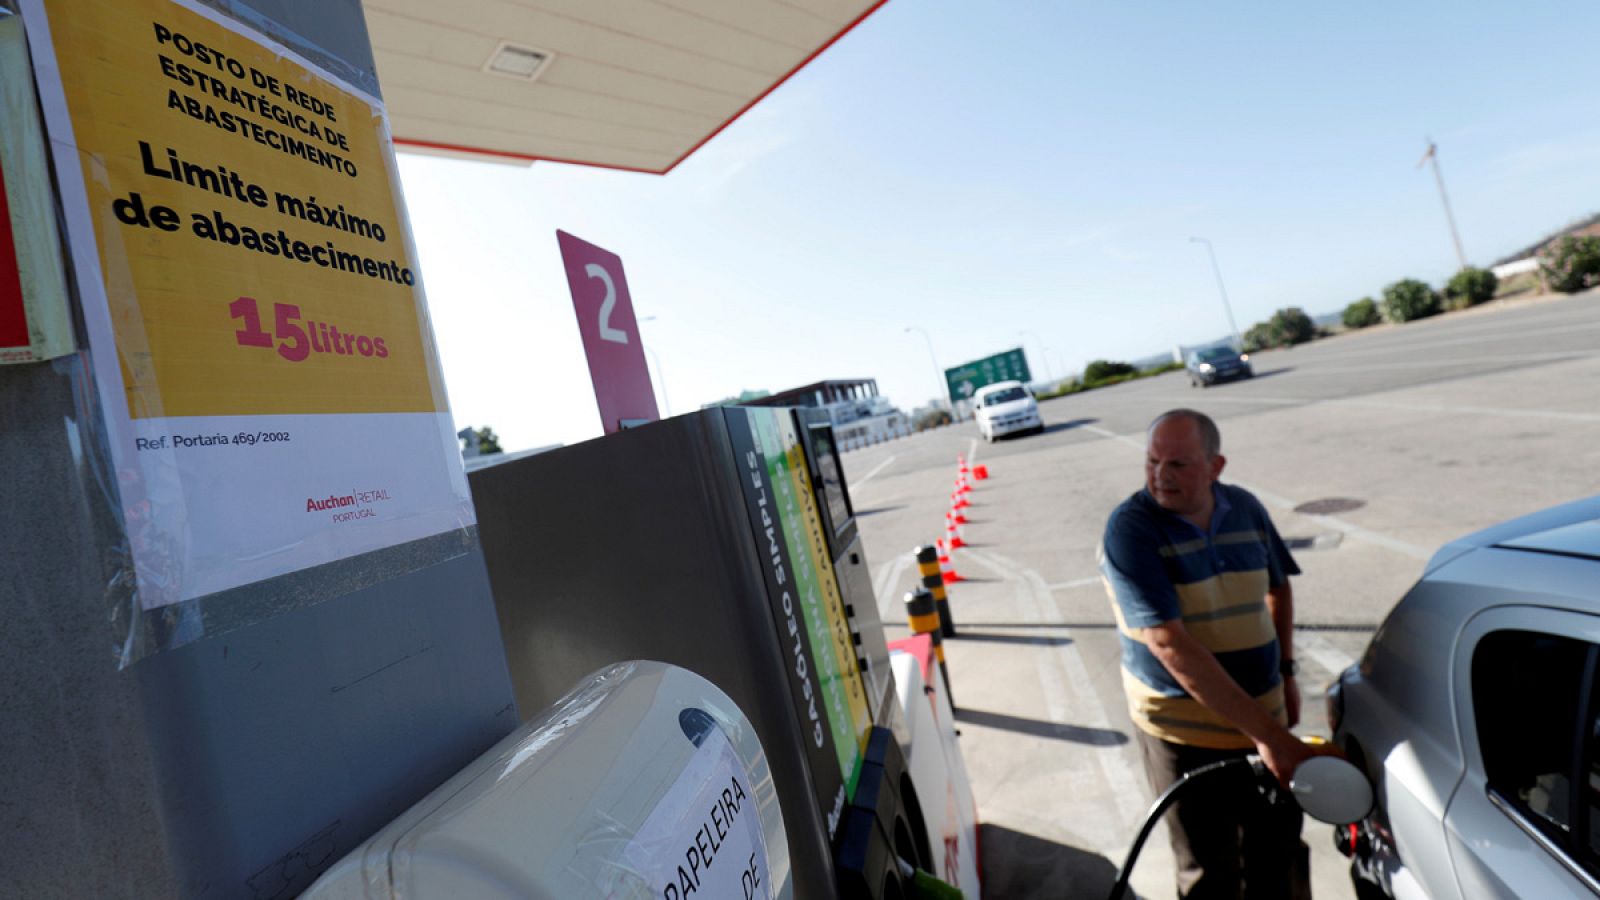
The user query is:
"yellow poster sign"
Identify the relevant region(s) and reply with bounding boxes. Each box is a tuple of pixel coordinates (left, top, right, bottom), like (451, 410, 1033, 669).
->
(39, 0, 445, 417)
(24, 0, 473, 638)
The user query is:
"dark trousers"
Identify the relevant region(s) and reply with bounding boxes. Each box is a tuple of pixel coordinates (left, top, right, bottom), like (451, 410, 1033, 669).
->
(1135, 729, 1307, 900)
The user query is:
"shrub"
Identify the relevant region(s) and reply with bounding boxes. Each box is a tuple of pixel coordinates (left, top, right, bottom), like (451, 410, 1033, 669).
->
(1036, 378, 1084, 400)
(1092, 372, 1140, 388)
(1269, 307, 1316, 345)
(1443, 267, 1498, 310)
(1343, 297, 1380, 329)
(1541, 235, 1600, 293)
(1381, 279, 1441, 323)
(1083, 360, 1137, 384)
(915, 408, 953, 431)
(460, 426, 503, 455)
(1242, 322, 1276, 353)
(1145, 360, 1185, 376)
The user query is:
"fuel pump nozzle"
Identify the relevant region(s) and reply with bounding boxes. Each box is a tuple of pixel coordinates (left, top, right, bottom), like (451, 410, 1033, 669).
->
(1106, 743, 1373, 900)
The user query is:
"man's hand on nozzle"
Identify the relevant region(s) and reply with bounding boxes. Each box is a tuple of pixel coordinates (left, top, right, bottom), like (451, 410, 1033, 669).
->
(1257, 732, 1345, 788)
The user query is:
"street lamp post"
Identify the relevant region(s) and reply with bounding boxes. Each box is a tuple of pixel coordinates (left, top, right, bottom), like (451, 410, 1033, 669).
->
(904, 325, 949, 413)
(1188, 237, 1244, 351)
(636, 316, 672, 417)
(1018, 330, 1055, 385)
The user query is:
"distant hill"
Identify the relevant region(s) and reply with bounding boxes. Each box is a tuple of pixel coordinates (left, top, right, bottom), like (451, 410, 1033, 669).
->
(1492, 211, 1600, 267)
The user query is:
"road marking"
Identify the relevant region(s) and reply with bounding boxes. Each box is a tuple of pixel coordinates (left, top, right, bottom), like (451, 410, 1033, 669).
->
(1048, 576, 1103, 592)
(1261, 351, 1584, 374)
(872, 550, 913, 623)
(967, 436, 979, 466)
(1082, 423, 1143, 450)
(853, 454, 898, 488)
(1283, 320, 1600, 362)
(1195, 393, 1600, 424)
(1297, 632, 1357, 678)
(961, 546, 1148, 831)
(1334, 398, 1600, 423)
(1081, 424, 1433, 561)
(1180, 396, 1328, 408)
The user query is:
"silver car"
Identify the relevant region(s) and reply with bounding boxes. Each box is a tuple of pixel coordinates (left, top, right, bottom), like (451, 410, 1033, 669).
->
(1328, 495, 1600, 899)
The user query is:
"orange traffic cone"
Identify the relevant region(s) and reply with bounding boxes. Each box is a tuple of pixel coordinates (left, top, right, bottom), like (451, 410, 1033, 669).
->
(945, 513, 964, 549)
(951, 501, 968, 525)
(937, 540, 965, 584)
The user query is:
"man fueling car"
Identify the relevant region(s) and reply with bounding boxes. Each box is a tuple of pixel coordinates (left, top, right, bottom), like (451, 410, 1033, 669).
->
(1099, 409, 1345, 899)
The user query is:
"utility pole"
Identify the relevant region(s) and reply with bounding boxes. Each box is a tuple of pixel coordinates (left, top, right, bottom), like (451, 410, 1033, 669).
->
(1018, 330, 1055, 385)
(636, 316, 672, 416)
(904, 326, 949, 414)
(1419, 139, 1468, 270)
(1188, 237, 1244, 351)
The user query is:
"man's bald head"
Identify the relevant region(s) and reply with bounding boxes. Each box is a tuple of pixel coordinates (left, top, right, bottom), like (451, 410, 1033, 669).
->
(1149, 409, 1221, 460)
(1145, 409, 1226, 520)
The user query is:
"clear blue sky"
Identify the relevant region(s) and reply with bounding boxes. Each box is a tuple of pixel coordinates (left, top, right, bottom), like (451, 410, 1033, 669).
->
(397, 1, 1600, 452)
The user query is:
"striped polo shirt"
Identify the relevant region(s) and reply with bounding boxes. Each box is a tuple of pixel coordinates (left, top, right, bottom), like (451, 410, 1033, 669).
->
(1099, 483, 1300, 749)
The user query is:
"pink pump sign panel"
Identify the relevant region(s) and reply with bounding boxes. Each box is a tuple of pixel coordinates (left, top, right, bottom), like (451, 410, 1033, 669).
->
(557, 229, 659, 434)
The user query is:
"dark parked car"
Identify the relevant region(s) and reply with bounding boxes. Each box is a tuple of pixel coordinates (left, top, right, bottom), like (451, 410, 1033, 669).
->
(1185, 346, 1253, 387)
(1328, 495, 1600, 899)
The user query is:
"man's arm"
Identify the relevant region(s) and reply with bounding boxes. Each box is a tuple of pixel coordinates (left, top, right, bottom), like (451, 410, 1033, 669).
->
(1144, 618, 1311, 786)
(1267, 578, 1298, 728)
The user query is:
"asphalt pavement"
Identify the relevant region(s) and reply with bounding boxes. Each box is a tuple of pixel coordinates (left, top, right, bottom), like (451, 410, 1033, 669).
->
(842, 289, 1600, 899)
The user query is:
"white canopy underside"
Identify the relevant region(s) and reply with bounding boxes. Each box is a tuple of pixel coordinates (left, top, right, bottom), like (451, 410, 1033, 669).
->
(363, 0, 885, 173)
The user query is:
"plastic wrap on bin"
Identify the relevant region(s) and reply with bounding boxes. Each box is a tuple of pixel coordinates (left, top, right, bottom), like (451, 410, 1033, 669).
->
(304, 661, 796, 900)
(16, 0, 478, 665)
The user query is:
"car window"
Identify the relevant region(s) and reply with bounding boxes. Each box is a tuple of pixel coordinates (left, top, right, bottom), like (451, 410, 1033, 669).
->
(1588, 705, 1600, 861)
(1566, 651, 1600, 874)
(983, 387, 1027, 406)
(1472, 630, 1597, 853)
(1197, 347, 1236, 362)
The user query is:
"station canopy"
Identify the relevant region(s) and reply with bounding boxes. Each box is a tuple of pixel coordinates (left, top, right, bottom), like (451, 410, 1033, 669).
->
(362, 0, 886, 174)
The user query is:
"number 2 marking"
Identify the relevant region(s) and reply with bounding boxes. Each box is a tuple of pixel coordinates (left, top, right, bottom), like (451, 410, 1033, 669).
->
(585, 262, 629, 344)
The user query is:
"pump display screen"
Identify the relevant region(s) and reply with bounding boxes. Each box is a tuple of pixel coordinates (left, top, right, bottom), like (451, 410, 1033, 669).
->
(808, 425, 852, 536)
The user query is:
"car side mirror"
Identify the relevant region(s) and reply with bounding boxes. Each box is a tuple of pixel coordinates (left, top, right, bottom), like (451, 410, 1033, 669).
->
(1290, 756, 1373, 825)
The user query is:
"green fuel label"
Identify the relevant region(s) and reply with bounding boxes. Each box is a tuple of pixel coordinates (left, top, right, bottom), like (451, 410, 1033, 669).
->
(749, 410, 869, 799)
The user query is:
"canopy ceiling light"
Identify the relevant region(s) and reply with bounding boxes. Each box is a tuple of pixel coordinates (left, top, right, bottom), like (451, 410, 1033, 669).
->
(483, 42, 552, 81)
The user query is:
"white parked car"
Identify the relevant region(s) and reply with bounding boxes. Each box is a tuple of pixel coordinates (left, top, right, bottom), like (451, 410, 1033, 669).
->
(973, 380, 1042, 442)
(1328, 494, 1600, 899)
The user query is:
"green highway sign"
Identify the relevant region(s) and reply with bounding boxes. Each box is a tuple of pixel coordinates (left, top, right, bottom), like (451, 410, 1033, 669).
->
(944, 348, 1032, 403)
